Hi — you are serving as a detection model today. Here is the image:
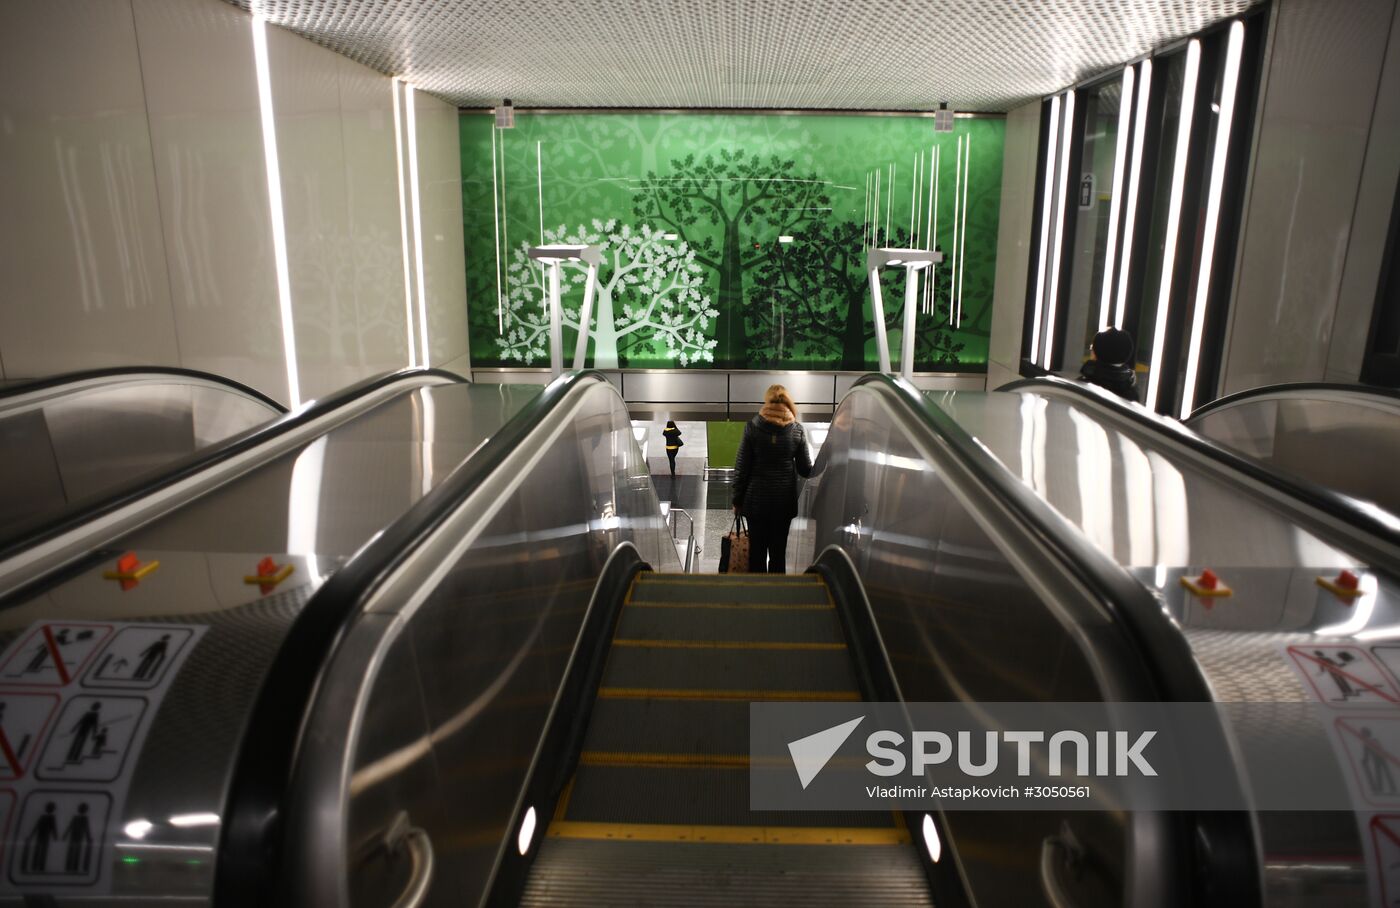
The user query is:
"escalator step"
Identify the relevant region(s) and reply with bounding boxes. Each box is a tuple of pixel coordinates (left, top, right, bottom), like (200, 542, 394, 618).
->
(560, 763, 893, 829)
(616, 601, 845, 644)
(582, 699, 751, 758)
(600, 645, 859, 697)
(521, 839, 933, 908)
(631, 578, 831, 606)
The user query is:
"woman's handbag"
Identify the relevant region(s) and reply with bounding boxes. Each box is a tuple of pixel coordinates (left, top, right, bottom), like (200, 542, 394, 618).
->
(719, 516, 749, 573)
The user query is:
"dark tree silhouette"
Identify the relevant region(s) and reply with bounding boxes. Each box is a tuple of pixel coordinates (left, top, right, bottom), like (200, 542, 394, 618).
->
(632, 150, 830, 367)
(747, 223, 963, 370)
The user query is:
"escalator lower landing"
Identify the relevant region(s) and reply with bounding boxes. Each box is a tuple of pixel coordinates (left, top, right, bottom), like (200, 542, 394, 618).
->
(521, 573, 933, 907)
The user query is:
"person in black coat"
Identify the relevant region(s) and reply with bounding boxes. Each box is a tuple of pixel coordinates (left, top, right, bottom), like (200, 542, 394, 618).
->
(1079, 327, 1139, 402)
(732, 385, 813, 573)
(662, 420, 683, 476)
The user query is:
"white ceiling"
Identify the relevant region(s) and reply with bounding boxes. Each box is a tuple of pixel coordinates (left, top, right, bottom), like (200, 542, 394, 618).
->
(229, 0, 1264, 111)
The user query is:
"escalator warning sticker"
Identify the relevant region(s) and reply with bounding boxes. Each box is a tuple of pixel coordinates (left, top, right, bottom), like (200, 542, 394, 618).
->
(7, 791, 109, 887)
(35, 697, 147, 783)
(1285, 645, 1400, 708)
(0, 621, 206, 895)
(0, 694, 60, 780)
(1370, 815, 1400, 908)
(0, 625, 112, 688)
(82, 626, 194, 690)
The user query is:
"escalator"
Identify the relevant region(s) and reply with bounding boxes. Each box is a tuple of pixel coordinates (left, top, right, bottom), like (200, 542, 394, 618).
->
(995, 375, 1400, 567)
(1, 367, 1386, 906)
(519, 572, 932, 907)
(0, 367, 284, 528)
(1185, 381, 1400, 515)
(0, 366, 466, 598)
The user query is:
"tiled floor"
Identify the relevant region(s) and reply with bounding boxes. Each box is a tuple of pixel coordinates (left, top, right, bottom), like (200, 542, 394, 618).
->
(637, 415, 828, 576)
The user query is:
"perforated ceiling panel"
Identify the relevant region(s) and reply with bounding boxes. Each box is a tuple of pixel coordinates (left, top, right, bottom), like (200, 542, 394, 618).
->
(229, 0, 1264, 111)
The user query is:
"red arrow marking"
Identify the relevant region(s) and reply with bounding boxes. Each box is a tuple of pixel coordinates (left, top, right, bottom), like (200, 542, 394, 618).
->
(0, 726, 19, 777)
(1292, 648, 1399, 703)
(1372, 814, 1400, 849)
(39, 626, 69, 685)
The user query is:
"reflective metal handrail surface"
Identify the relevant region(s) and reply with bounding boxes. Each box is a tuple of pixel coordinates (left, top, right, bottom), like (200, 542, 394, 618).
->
(0, 368, 289, 539)
(0, 367, 464, 599)
(0, 366, 287, 415)
(800, 373, 1258, 907)
(999, 375, 1400, 569)
(1185, 382, 1400, 516)
(219, 370, 677, 906)
(1187, 382, 1400, 421)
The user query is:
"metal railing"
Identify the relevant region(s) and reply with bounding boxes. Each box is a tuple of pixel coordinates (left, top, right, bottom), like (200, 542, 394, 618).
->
(667, 506, 697, 572)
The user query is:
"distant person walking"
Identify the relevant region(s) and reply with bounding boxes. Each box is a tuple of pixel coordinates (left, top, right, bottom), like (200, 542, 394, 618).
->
(663, 420, 683, 476)
(732, 385, 812, 573)
(1079, 327, 1139, 402)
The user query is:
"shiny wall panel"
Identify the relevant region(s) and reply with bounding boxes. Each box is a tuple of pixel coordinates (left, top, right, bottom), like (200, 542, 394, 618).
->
(267, 25, 354, 402)
(727, 373, 834, 404)
(0, 1, 180, 376)
(337, 55, 415, 382)
(133, 0, 288, 401)
(1222, 0, 1395, 392)
(1327, 3, 1400, 383)
(987, 101, 1043, 390)
(0, 0, 468, 403)
(414, 91, 471, 370)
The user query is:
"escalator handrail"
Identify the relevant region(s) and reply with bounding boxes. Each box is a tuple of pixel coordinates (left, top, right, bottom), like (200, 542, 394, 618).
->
(996, 375, 1400, 561)
(1186, 380, 1400, 421)
(0, 365, 288, 413)
(854, 373, 1214, 704)
(852, 373, 1260, 906)
(0, 366, 465, 579)
(214, 369, 613, 906)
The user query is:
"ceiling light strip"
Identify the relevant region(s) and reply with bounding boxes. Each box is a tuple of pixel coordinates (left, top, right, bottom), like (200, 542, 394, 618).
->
(924, 143, 937, 314)
(1097, 65, 1135, 331)
(405, 84, 430, 367)
(490, 121, 503, 334)
(1180, 21, 1246, 418)
(951, 134, 962, 323)
(1145, 39, 1201, 411)
(874, 169, 881, 248)
(1028, 94, 1062, 363)
(1115, 59, 1153, 329)
(958, 132, 970, 329)
(1042, 89, 1076, 370)
(392, 80, 419, 363)
(251, 16, 301, 407)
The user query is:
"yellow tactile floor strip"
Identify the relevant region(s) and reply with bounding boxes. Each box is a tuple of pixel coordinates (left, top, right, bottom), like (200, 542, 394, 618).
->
(597, 687, 861, 701)
(548, 821, 909, 846)
(626, 601, 833, 611)
(611, 638, 846, 651)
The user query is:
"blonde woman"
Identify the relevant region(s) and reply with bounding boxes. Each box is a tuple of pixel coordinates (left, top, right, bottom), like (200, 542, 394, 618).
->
(731, 385, 813, 573)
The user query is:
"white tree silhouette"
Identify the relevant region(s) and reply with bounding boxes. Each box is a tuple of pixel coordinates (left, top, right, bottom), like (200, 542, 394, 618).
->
(498, 221, 718, 368)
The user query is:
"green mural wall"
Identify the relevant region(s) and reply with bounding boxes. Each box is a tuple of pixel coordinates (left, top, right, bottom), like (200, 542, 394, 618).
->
(459, 112, 1003, 371)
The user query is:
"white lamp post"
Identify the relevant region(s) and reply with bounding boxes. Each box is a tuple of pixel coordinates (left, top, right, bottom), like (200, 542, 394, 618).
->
(527, 244, 602, 377)
(866, 247, 943, 379)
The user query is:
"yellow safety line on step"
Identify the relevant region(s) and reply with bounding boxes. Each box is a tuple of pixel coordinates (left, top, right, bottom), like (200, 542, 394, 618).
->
(553, 776, 576, 822)
(578, 751, 870, 771)
(546, 821, 908, 846)
(626, 601, 833, 611)
(597, 687, 860, 701)
(637, 577, 822, 586)
(580, 751, 751, 768)
(611, 639, 845, 651)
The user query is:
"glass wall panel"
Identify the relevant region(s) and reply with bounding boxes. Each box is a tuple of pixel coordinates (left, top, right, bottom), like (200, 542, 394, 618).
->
(1062, 72, 1131, 370)
(1133, 50, 1189, 392)
(459, 112, 1005, 372)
